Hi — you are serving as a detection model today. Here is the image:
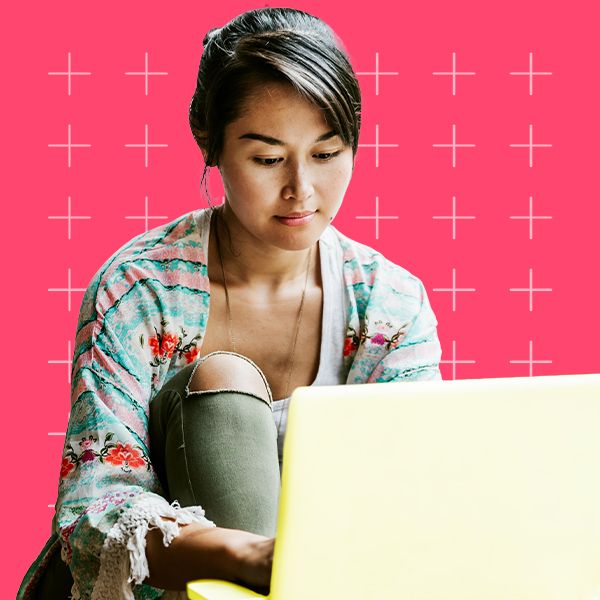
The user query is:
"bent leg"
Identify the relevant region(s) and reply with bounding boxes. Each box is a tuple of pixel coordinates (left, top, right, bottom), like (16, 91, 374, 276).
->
(149, 351, 280, 537)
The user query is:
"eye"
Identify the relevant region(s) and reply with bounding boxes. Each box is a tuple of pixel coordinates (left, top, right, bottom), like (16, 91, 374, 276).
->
(252, 151, 342, 168)
(315, 151, 341, 161)
(253, 157, 282, 166)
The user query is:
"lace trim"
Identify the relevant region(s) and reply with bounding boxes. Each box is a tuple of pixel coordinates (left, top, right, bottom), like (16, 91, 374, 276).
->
(74, 492, 215, 600)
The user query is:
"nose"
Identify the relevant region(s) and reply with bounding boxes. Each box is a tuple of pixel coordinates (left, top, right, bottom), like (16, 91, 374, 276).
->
(282, 159, 314, 202)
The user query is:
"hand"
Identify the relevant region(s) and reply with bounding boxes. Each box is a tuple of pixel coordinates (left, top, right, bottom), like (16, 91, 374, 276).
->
(225, 529, 275, 593)
(144, 523, 273, 591)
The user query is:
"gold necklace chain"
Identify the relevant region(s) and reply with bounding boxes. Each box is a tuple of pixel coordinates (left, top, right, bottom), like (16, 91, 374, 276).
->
(213, 208, 312, 438)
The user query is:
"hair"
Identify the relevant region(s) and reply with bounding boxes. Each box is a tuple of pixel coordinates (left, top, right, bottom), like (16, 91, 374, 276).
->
(188, 7, 362, 211)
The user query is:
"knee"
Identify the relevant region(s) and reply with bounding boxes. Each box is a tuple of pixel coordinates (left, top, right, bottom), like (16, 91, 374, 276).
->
(187, 351, 272, 405)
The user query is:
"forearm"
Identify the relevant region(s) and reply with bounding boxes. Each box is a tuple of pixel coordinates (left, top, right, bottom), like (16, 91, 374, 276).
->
(144, 521, 238, 591)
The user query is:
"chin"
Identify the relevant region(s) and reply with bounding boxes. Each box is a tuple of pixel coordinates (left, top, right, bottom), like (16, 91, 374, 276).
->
(270, 222, 323, 251)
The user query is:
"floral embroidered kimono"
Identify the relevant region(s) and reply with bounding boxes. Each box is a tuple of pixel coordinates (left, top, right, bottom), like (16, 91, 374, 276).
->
(18, 207, 442, 599)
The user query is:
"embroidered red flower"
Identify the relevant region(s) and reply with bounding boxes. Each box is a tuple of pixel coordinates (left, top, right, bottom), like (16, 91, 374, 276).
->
(147, 323, 203, 368)
(105, 443, 146, 469)
(184, 345, 200, 364)
(60, 457, 75, 478)
(160, 333, 180, 358)
(149, 332, 181, 359)
(344, 337, 359, 357)
(149, 336, 161, 356)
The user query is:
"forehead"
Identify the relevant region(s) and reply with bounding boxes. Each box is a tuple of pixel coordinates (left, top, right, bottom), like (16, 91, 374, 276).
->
(231, 82, 330, 135)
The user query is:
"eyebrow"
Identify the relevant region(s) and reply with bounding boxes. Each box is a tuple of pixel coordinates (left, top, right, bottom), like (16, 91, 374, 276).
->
(238, 130, 340, 146)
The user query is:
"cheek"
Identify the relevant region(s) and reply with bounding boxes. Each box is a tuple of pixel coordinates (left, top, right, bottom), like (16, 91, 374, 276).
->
(237, 165, 280, 193)
(326, 162, 353, 192)
(223, 164, 263, 195)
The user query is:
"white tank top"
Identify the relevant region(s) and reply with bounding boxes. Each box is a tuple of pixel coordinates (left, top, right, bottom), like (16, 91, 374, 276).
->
(271, 225, 348, 472)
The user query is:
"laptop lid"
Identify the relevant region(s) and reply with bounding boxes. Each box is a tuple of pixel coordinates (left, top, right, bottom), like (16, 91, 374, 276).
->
(270, 373, 600, 600)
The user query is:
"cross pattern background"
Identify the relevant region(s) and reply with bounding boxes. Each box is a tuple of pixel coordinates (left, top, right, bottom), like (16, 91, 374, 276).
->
(5, 0, 600, 595)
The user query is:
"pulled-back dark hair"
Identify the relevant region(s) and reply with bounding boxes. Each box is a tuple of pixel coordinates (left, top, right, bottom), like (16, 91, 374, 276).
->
(189, 7, 362, 207)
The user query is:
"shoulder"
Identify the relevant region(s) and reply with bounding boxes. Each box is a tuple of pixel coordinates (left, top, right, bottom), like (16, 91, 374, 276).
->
(97, 207, 205, 288)
(328, 225, 425, 303)
(331, 228, 441, 383)
(77, 208, 210, 332)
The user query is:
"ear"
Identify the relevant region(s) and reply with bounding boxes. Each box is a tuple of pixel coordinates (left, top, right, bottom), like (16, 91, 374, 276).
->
(191, 126, 209, 162)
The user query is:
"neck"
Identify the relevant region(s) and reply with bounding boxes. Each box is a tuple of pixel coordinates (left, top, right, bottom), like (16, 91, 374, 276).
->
(212, 204, 318, 291)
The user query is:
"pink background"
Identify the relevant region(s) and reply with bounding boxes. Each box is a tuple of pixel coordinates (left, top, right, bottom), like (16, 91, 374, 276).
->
(5, 0, 599, 595)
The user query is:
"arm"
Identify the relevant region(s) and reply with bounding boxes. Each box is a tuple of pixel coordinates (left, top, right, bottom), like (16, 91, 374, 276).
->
(367, 277, 443, 383)
(56, 315, 218, 599)
(58, 264, 275, 598)
(144, 522, 274, 591)
(144, 522, 235, 590)
(54, 253, 223, 600)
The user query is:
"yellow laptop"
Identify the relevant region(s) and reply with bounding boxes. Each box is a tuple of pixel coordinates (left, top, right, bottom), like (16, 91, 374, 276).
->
(188, 373, 600, 600)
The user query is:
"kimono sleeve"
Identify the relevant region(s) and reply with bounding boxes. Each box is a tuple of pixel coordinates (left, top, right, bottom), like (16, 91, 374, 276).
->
(367, 278, 443, 383)
(55, 311, 215, 600)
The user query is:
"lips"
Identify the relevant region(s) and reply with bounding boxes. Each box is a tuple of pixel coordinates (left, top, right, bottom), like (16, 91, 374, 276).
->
(275, 211, 317, 227)
(278, 211, 315, 218)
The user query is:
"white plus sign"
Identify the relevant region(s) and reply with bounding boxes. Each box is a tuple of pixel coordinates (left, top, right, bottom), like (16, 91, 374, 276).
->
(509, 195, 552, 240)
(124, 124, 168, 168)
(48, 411, 70, 439)
(509, 339, 552, 376)
(509, 123, 552, 168)
(48, 196, 92, 240)
(509, 267, 552, 311)
(509, 52, 552, 96)
(355, 196, 399, 240)
(125, 195, 169, 232)
(433, 124, 476, 168)
(432, 267, 476, 312)
(48, 124, 92, 168)
(124, 51, 169, 96)
(432, 195, 476, 240)
(357, 123, 399, 168)
(48, 268, 87, 312)
(48, 52, 92, 96)
(432, 52, 476, 96)
(355, 51, 399, 96)
(48, 340, 73, 384)
(439, 339, 476, 380)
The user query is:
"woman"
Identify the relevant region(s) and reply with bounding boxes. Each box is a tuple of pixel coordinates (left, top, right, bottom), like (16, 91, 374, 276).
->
(18, 7, 442, 599)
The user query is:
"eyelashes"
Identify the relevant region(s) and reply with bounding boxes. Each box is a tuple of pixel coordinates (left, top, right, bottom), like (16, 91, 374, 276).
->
(252, 151, 342, 167)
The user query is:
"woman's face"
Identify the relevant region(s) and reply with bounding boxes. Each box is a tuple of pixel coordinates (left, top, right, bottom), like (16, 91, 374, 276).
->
(216, 82, 355, 252)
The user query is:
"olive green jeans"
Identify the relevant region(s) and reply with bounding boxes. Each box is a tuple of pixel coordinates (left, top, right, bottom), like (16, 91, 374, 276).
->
(148, 350, 281, 537)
